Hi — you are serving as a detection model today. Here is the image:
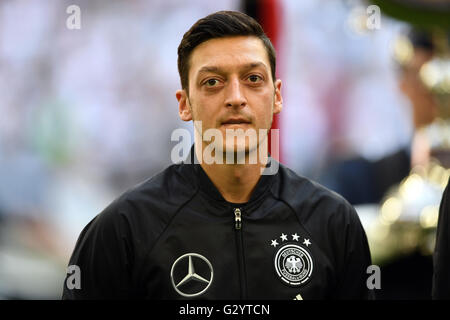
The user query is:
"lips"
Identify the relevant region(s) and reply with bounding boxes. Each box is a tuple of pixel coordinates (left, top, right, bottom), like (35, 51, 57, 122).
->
(221, 118, 251, 125)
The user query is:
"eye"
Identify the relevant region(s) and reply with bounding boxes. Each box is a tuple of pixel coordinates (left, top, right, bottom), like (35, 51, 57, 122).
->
(204, 79, 220, 87)
(247, 74, 263, 83)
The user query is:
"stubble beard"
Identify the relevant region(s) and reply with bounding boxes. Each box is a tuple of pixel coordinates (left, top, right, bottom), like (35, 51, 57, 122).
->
(190, 97, 273, 165)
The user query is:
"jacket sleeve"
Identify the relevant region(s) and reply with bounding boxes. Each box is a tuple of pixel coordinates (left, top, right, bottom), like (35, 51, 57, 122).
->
(330, 202, 375, 299)
(62, 201, 134, 299)
(432, 177, 450, 299)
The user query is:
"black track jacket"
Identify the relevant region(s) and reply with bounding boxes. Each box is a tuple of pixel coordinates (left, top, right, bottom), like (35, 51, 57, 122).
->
(433, 177, 450, 299)
(62, 153, 373, 300)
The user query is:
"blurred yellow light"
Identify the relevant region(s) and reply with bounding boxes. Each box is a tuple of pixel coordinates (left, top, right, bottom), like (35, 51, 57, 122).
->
(420, 62, 440, 88)
(420, 58, 450, 94)
(393, 35, 413, 65)
(429, 165, 446, 186)
(420, 205, 439, 228)
(371, 223, 390, 241)
(399, 174, 423, 200)
(445, 170, 450, 188)
(380, 197, 402, 224)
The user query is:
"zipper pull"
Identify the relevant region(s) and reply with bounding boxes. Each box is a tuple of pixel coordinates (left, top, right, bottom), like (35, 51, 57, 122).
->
(234, 208, 242, 230)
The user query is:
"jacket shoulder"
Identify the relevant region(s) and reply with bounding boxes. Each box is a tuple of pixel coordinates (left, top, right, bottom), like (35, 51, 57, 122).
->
(275, 164, 354, 217)
(105, 162, 197, 233)
(74, 163, 197, 259)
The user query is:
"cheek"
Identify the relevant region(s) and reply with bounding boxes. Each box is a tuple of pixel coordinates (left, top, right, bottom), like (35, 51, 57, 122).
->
(259, 93, 275, 120)
(190, 97, 220, 124)
(254, 108, 274, 129)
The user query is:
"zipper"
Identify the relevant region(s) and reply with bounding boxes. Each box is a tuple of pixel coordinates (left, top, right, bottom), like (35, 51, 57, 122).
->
(233, 208, 247, 299)
(234, 208, 242, 230)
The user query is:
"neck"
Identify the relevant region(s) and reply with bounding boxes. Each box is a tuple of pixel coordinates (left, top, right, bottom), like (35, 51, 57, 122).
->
(195, 144, 266, 203)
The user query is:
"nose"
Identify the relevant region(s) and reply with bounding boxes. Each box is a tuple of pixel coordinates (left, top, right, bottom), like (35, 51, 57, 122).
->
(224, 78, 247, 108)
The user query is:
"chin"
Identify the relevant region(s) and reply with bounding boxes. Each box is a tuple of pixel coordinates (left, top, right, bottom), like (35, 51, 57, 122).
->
(223, 140, 255, 152)
(223, 141, 260, 159)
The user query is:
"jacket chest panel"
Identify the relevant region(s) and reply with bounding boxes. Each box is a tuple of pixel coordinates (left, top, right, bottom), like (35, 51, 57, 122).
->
(144, 205, 334, 299)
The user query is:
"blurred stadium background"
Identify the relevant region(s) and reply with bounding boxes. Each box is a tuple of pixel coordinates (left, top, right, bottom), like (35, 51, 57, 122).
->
(0, 0, 448, 299)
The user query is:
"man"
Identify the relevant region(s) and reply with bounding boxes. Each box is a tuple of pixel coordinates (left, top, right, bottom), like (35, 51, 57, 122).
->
(318, 29, 439, 206)
(322, 29, 443, 299)
(434, 177, 450, 299)
(62, 11, 373, 299)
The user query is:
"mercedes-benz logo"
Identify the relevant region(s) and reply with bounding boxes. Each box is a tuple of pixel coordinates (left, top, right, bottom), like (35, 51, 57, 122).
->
(170, 253, 214, 297)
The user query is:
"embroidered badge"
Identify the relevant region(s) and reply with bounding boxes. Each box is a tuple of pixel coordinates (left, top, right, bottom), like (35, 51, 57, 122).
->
(270, 233, 313, 286)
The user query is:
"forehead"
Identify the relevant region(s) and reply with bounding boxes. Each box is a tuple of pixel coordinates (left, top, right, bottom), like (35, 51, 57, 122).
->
(188, 36, 270, 76)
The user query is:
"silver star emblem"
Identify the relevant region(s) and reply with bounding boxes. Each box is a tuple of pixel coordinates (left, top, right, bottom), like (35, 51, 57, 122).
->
(271, 239, 279, 247)
(292, 233, 300, 241)
(280, 233, 288, 242)
(170, 253, 213, 298)
(303, 238, 311, 247)
(175, 256, 210, 288)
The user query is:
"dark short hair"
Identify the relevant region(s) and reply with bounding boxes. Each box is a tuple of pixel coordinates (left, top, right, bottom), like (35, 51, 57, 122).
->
(408, 28, 435, 52)
(177, 10, 276, 92)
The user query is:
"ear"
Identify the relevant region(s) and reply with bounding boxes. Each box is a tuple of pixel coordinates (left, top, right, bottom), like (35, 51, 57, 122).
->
(176, 89, 193, 121)
(273, 79, 283, 114)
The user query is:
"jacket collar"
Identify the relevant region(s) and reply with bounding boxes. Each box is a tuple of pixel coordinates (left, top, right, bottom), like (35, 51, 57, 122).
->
(183, 145, 278, 210)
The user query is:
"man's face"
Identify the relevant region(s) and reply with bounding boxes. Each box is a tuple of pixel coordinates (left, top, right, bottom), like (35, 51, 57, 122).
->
(176, 36, 282, 156)
(400, 49, 438, 129)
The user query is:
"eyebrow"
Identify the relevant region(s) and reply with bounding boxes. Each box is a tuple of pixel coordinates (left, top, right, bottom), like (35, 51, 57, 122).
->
(197, 62, 267, 75)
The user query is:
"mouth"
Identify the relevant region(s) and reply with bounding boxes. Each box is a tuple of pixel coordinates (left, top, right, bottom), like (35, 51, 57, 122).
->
(221, 118, 251, 126)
